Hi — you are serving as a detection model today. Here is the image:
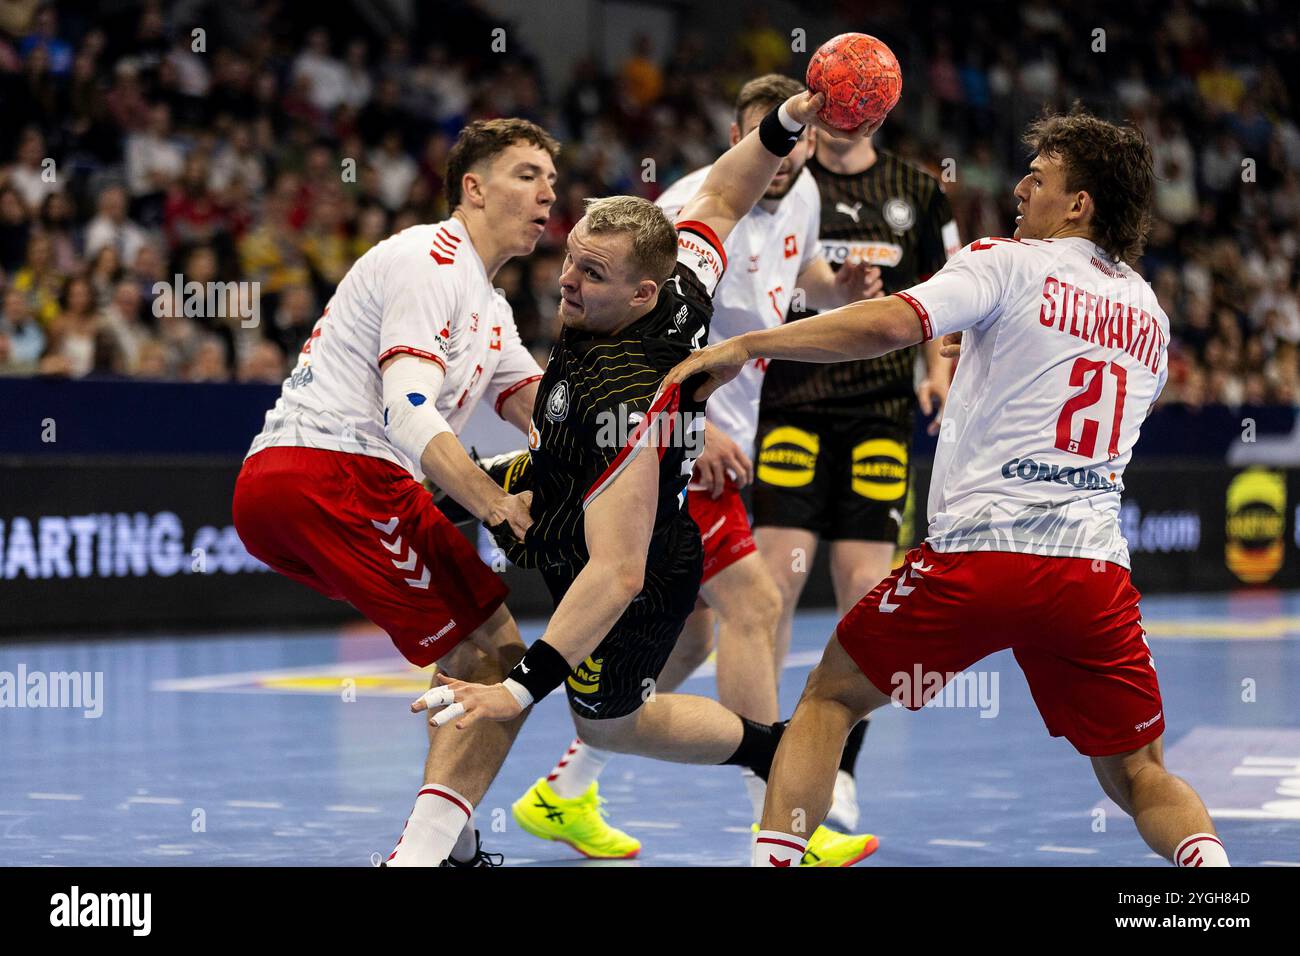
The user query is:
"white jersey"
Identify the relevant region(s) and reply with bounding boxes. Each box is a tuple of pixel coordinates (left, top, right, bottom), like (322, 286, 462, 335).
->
(657, 164, 822, 455)
(247, 218, 542, 479)
(899, 236, 1169, 568)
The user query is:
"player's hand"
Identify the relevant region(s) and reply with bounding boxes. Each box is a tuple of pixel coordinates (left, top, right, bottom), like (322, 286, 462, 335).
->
(939, 331, 962, 359)
(483, 490, 533, 542)
(835, 259, 884, 303)
(664, 338, 750, 401)
(917, 375, 950, 437)
(784, 92, 884, 141)
(694, 420, 753, 496)
(411, 672, 524, 729)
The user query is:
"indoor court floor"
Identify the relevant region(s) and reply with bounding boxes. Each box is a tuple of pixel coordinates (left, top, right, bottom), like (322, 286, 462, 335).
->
(2, 592, 1298, 867)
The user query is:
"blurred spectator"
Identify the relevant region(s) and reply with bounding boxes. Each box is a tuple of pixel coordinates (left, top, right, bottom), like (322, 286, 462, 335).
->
(0, 285, 46, 372)
(0, 186, 32, 273)
(6, 127, 60, 212)
(85, 184, 150, 266)
(621, 35, 664, 109)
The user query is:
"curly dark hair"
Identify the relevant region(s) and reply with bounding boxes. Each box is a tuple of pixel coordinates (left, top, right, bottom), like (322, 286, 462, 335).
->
(1023, 106, 1154, 265)
(445, 118, 560, 210)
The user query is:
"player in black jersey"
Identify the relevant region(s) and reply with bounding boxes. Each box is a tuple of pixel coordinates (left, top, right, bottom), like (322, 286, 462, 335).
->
(751, 131, 961, 831)
(412, 88, 879, 865)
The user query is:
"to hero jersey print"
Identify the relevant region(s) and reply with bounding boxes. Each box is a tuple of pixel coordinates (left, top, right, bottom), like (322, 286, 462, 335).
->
(761, 150, 958, 418)
(246, 218, 542, 480)
(502, 221, 724, 579)
(656, 164, 823, 456)
(898, 236, 1169, 568)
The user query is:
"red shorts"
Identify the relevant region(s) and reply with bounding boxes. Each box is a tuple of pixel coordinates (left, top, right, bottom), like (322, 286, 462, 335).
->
(836, 544, 1165, 757)
(232, 447, 508, 666)
(687, 480, 757, 585)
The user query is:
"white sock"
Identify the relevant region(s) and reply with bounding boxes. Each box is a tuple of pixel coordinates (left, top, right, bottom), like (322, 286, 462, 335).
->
(1174, 832, 1229, 867)
(753, 829, 806, 867)
(547, 738, 611, 799)
(741, 769, 766, 822)
(386, 784, 472, 867)
(450, 811, 478, 862)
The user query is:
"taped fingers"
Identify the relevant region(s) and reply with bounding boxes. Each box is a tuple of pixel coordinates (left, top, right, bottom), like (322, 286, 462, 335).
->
(429, 701, 467, 727)
(412, 685, 457, 713)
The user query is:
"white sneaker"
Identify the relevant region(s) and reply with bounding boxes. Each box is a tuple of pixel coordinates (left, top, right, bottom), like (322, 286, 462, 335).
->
(824, 769, 860, 833)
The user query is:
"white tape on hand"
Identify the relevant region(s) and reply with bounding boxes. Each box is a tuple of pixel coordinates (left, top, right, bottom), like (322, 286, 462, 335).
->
(429, 702, 467, 727)
(417, 686, 456, 711)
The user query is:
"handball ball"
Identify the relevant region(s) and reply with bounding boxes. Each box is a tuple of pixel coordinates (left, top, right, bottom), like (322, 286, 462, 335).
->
(806, 33, 902, 131)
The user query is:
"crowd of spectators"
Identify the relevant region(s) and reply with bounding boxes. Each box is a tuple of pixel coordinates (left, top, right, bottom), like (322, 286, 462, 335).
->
(0, 0, 1296, 410)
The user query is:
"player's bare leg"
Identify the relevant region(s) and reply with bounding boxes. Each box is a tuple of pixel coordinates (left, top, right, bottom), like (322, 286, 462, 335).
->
(755, 633, 889, 865)
(702, 554, 781, 722)
(387, 604, 528, 866)
(1092, 739, 1228, 865)
(755, 525, 819, 670)
(654, 605, 717, 692)
(574, 693, 750, 764)
(824, 538, 895, 830)
(829, 540, 894, 616)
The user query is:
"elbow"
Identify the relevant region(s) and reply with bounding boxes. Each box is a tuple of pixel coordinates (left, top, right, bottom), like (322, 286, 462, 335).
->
(610, 560, 645, 602)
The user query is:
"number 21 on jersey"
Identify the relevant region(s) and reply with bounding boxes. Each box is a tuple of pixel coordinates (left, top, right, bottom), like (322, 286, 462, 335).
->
(1055, 357, 1127, 460)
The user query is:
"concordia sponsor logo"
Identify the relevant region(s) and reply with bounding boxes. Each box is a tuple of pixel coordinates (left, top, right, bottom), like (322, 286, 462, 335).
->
(1001, 457, 1120, 492)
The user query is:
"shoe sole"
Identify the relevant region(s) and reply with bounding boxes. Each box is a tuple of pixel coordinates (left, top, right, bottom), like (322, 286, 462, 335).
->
(511, 801, 641, 860)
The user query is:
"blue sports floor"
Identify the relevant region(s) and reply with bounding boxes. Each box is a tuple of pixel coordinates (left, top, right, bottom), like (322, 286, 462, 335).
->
(2, 591, 1298, 867)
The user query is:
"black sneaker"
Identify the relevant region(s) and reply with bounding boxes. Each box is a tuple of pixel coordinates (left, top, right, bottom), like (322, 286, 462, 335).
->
(439, 830, 504, 868)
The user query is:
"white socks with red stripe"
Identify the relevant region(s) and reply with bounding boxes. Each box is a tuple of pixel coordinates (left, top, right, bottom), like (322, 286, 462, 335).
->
(386, 783, 473, 867)
(547, 738, 611, 799)
(753, 830, 806, 867)
(1174, 833, 1229, 867)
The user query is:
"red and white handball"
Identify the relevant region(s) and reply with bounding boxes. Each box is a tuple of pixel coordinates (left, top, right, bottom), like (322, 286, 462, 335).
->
(805, 32, 902, 131)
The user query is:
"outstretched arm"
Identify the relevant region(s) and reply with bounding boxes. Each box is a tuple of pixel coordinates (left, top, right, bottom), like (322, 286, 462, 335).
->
(664, 295, 923, 400)
(412, 442, 660, 729)
(677, 91, 876, 248)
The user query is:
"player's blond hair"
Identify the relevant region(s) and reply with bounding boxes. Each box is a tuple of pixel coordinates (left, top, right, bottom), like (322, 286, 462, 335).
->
(734, 74, 804, 126)
(581, 195, 678, 286)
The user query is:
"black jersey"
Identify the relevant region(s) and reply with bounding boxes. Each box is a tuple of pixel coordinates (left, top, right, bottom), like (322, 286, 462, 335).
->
(761, 149, 957, 419)
(503, 226, 724, 587)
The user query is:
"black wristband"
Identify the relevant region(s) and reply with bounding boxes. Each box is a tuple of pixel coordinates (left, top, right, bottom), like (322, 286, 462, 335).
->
(507, 639, 572, 702)
(758, 104, 803, 157)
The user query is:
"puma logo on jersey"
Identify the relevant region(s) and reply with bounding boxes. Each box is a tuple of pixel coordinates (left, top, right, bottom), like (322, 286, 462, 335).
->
(836, 201, 863, 223)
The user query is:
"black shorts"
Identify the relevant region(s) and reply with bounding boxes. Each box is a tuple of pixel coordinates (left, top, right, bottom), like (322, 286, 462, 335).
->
(751, 410, 911, 543)
(541, 519, 703, 720)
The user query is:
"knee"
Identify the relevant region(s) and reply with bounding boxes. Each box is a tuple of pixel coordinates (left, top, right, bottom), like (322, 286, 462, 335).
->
(1094, 747, 1165, 814)
(572, 712, 639, 754)
(719, 577, 783, 641)
(441, 633, 524, 683)
(676, 632, 714, 674)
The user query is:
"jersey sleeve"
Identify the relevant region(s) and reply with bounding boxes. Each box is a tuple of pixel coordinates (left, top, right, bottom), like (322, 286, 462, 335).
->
(916, 183, 960, 280)
(895, 237, 1020, 340)
(673, 219, 727, 297)
(377, 245, 459, 371)
(484, 317, 544, 418)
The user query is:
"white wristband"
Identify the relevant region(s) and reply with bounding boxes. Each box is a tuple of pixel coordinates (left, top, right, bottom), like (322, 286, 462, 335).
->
(501, 677, 534, 709)
(777, 101, 804, 133)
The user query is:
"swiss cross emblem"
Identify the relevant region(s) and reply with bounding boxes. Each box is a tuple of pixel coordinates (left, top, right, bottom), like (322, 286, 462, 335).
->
(783, 234, 798, 259)
(489, 325, 502, 351)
